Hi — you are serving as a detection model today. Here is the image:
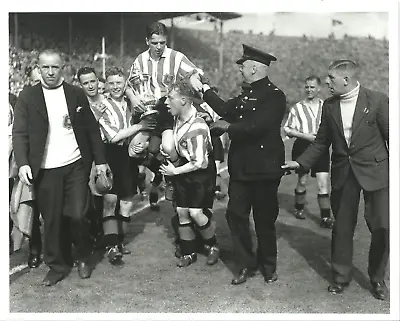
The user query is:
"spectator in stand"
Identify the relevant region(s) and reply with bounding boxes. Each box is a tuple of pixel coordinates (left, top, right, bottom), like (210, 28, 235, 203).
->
(98, 76, 106, 95)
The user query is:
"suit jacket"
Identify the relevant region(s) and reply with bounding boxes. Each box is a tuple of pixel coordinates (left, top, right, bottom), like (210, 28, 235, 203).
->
(203, 76, 287, 181)
(12, 82, 106, 180)
(297, 86, 389, 191)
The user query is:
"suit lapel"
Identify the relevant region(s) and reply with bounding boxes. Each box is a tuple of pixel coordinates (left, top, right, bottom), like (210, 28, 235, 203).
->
(33, 84, 49, 120)
(330, 99, 345, 138)
(63, 83, 76, 125)
(350, 87, 368, 142)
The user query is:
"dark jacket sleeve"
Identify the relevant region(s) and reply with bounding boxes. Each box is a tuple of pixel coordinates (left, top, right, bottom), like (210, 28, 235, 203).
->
(202, 88, 238, 123)
(296, 102, 332, 171)
(227, 90, 286, 142)
(12, 89, 30, 168)
(377, 93, 389, 146)
(78, 89, 106, 165)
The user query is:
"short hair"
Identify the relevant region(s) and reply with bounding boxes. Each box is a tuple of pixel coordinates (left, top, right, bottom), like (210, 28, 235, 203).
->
(98, 76, 106, 83)
(169, 80, 195, 101)
(77, 67, 96, 82)
(105, 66, 125, 80)
(305, 75, 321, 85)
(38, 49, 63, 62)
(146, 22, 168, 39)
(329, 59, 358, 77)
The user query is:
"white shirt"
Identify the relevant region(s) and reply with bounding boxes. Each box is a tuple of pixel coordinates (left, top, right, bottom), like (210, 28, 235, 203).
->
(340, 82, 360, 146)
(41, 85, 81, 168)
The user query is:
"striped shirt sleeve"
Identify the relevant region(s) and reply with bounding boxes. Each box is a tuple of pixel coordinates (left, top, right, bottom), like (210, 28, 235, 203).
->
(98, 111, 119, 142)
(283, 104, 301, 136)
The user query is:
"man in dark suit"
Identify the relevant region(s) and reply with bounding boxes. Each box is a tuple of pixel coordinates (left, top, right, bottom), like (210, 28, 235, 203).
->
(191, 44, 287, 285)
(283, 59, 389, 300)
(13, 49, 109, 286)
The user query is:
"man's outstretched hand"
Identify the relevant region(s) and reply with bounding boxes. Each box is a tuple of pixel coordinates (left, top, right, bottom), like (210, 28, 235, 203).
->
(281, 161, 300, 170)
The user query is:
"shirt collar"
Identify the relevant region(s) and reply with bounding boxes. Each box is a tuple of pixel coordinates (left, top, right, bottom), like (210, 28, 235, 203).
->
(41, 78, 64, 90)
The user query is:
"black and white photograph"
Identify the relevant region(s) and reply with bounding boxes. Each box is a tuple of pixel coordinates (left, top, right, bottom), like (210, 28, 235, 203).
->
(3, 0, 399, 319)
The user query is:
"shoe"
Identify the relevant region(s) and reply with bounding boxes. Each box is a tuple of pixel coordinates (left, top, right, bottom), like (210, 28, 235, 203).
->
(118, 244, 131, 255)
(264, 272, 278, 283)
(371, 281, 388, 300)
(149, 191, 160, 211)
(106, 245, 123, 264)
(320, 217, 334, 229)
(328, 282, 349, 294)
(77, 261, 92, 279)
(231, 268, 256, 285)
(42, 270, 65, 286)
(177, 253, 197, 267)
(205, 245, 220, 265)
(174, 245, 182, 259)
(294, 209, 306, 219)
(27, 253, 42, 268)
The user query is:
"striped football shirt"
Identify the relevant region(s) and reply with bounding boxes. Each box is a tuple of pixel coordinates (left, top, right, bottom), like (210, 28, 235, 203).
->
(93, 96, 133, 146)
(131, 47, 202, 99)
(283, 98, 324, 137)
(173, 105, 213, 170)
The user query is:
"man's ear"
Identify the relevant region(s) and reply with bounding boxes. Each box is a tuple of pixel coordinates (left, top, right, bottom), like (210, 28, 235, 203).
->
(145, 38, 149, 46)
(343, 76, 349, 86)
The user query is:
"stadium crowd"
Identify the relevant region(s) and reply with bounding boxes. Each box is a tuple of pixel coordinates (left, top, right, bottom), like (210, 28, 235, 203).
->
(9, 19, 389, 302)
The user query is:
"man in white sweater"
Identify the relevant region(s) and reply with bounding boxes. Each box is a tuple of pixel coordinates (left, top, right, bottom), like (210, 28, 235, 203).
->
(282, 60, 389, 300)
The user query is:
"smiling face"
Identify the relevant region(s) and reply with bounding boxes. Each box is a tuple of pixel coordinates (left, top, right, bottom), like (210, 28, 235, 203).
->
(38, 52, 63, 88)
(106, 74, 125, 100)
(304, 79, 320, 100)
(146, 34, 167, 60)
(79, 72, 99, 98)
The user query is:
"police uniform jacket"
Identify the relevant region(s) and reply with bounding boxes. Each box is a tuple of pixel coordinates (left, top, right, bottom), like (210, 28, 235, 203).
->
(296, 86, 389, 191)
(203, 76, 286, 181)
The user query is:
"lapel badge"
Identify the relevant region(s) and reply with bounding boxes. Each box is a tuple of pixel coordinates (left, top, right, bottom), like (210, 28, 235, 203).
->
(76, 106, 83, 113)
(62, 114, 72, 130)
(363, 107, 369, 114)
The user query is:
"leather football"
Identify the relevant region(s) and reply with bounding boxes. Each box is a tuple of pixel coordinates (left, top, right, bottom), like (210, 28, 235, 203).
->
(94, 170, 113, 195)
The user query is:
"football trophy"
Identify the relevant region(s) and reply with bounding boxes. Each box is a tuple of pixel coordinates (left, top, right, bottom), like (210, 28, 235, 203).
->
(126, 67, 159, 158)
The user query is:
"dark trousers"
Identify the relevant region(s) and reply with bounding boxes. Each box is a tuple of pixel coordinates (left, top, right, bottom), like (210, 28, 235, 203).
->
(29, 202, 42, 255)
(35, 159, 92, 275)
(330, 169, 389, 284)
(226, 178, 281, 276)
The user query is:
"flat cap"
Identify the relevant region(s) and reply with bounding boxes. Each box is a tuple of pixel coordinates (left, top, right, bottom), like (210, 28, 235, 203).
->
(236, 44, 277, 66)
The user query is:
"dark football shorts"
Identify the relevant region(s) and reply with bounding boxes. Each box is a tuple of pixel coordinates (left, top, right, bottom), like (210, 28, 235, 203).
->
(292, 138, 330, 177)
(174, 157, 216, 209)
(104, 144, 138, 198)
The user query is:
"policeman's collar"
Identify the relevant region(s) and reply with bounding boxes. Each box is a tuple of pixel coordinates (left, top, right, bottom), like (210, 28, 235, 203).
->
(249, 75, 270, 89)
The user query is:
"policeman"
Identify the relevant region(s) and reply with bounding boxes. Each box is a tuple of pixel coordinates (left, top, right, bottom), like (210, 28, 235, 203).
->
(191, 44, 287, 285)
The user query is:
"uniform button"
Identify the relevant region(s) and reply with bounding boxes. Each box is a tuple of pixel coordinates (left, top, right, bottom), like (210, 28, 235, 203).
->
(244, 96, 248, 99)
(239, 115, 243, 119)
(260, 145, 264, 149)
(250, 90, 253, 93)
(240, 105, 243, 109)
(253, 107, 256, 111)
